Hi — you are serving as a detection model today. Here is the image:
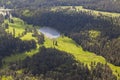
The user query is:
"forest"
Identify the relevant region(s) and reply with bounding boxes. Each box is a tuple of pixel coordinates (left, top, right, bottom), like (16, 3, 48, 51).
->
(0, 0, 120, 80)
(0, 15, 36, 67)
(0, 47, 117, 80)
(14, 8, 120, 66)
(0, 0, 120, 13)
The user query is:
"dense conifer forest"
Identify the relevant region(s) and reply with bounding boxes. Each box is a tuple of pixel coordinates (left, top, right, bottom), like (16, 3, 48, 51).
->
(1, 0, 120, 12)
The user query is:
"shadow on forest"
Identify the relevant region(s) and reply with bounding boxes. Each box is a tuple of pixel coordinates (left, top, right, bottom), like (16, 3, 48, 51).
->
(19, 47, 117, 80)
(22, 47, 77, 75)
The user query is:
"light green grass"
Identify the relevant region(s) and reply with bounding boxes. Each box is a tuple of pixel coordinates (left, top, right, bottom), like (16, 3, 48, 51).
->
(89, 30, 101, 38)
(51, 6, 120, 17)
(20, 32, 36, 41)
(44, 37, 106, 64)
(4, 17, 25, 37)
(4, 17, 34, 37)
(2, 17, 39, 67)
(6, 26, 25, 37)
(75, 6, 120, 17)
(1, 73, 37, 80)
(1, 76, 13, 80)
(2, 47, 39, 68)
(44, 36, 120, 79)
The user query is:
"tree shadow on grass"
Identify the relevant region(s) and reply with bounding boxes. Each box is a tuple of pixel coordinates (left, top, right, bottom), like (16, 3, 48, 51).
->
(20, 47, 117, 80)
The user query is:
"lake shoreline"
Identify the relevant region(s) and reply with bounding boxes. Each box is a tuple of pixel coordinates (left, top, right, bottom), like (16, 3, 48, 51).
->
(39, 27, 60, 39)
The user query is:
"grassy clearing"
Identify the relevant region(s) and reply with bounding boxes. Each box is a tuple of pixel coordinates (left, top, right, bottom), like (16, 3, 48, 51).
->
(51, 6, 120, 17)
(2, 48, 39, 68)
(4, 17, 25, 37)
(20, 32, 36, 41)
(2, 17, 39, 68)
(2, 17, 120, 79)
(88, 30, 101, 38)
(44, 36, 120, 79)
(2, 20, 39, 73)
(6, 26, 25, 37)
(1, 76, 13, 80)
(44, 37, 106, 64)
(76, 6, 120, 17)
(4, 17, 34, 37)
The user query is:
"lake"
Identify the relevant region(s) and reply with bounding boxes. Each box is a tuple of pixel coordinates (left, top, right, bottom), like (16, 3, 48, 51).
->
(39, 27, 60, 39)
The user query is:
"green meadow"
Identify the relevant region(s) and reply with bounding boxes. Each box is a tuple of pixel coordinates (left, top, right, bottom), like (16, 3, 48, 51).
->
(51, 6, 120, 17)
(2, 17, 40, 67)
(1, 15, 120, 79)
(44, 37, 120, 79)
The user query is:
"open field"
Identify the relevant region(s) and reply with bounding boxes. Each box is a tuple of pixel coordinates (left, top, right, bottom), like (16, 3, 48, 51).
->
(51, 6, 120, 17)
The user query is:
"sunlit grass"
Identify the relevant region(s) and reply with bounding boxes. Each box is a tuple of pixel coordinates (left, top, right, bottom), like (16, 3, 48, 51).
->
(44, 37, 106, 64)
(51, 6, 120, 17)
(44, 36, 120, 79)
(75, 6, 120, 17)
(11, 17, 25, 25)
(20, 33, 36, 41)
(4, 17, 26, 37)
(3, 17, 40, 68)
(1, 76, 13, 80)
(2, 48, 39, 68)
(89, 30, 101, 38)
(6, 26, 25, 37)
(108, 63, 120, 79)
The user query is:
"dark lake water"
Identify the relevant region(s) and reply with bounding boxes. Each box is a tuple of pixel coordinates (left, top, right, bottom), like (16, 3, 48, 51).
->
(39, 27, 60, 39)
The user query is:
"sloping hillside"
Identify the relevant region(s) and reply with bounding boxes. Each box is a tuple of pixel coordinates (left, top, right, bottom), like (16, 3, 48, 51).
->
(0, 0, 120, 12)
(1, 17, 120, 79)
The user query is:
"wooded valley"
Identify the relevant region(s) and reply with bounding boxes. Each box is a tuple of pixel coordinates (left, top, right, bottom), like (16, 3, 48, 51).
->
(0, 0, 120, 80)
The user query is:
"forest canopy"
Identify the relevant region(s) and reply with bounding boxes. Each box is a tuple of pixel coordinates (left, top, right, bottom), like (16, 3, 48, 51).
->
(1, 0, 120, 12)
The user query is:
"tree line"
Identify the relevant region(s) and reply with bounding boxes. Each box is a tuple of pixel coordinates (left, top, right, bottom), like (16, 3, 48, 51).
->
(0, 15, 38, 67)
(14, 9, 120, 66)
(1, 47, 117, 80)
(1, 0, 120, 13)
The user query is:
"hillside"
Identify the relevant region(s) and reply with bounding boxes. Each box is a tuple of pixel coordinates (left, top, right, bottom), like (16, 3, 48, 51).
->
(0, 0, 120, 12)
(9, 6, 120, 79)
(51, 6, 120, 17)
(0, 1, 120, 79)
(0, 17, 119, 80)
